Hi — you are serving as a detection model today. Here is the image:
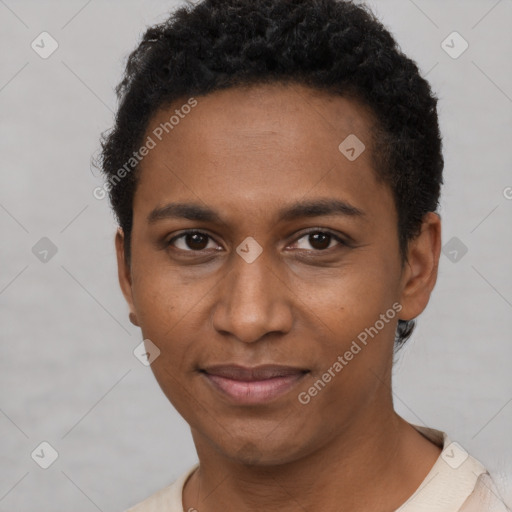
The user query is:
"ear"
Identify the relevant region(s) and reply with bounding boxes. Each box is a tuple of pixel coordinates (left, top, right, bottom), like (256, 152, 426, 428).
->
(115, 227, 140, 327)
(398, 212, 441, 321)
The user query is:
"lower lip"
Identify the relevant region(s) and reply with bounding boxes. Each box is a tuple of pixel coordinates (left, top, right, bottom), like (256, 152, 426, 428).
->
(202, 372, 307, 405)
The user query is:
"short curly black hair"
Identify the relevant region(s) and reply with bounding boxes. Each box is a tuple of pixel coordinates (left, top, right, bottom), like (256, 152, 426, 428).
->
(97, 0, 444, 349)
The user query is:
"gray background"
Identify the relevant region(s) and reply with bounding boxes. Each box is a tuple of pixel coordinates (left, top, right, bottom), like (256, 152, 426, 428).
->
(0, 0, 511, 510)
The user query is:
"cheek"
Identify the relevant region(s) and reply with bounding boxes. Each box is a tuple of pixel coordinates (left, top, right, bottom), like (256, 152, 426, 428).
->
(132, 280, 177, 334)
(299, 257, 400, 335)
(130, 271, 189, 362)
(297, 273, 399, 411)
(131, 253, 197, 326)
(130, 261, 222, 381)
(131, 276, 199, 410)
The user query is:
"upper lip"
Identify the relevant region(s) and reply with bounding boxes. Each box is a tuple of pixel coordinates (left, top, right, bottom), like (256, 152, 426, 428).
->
(201, 364, 309, 381)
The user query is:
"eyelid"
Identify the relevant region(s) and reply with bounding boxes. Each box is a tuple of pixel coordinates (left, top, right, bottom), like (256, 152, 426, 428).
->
(167, 229, 223, 250)
(167, 227, 349, 252)
(287, 227, 348, 250)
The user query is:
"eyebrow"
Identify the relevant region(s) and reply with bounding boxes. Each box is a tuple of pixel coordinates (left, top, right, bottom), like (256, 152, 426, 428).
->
(147, 198, 365, 225)
(278, 198, 364, 221)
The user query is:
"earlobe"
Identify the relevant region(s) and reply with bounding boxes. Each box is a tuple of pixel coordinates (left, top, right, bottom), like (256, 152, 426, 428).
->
(129, 312, 139, 326)
(115, 228, 139, 327)
(398, 212, 441, 321)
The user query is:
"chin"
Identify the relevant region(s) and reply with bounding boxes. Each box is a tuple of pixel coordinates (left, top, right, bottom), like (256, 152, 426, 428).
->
(208, 427, 313, 467)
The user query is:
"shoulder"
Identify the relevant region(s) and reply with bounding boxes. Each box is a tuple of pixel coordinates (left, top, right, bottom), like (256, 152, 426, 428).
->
(459, 472, 511, 512)
(124, 464, 199, 512)
(124, 482, 175, 512)
(398, 424, 511, 512)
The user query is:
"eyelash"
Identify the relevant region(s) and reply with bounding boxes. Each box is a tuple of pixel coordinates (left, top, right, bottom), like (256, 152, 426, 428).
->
(166, 228, 348, 254)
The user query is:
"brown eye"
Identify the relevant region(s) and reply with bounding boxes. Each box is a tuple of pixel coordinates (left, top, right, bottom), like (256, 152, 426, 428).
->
(185, 232, 209, 250)
(308, 232, 332, 250)
(168, 231, 219, 251)
(292, 230, 344, 251)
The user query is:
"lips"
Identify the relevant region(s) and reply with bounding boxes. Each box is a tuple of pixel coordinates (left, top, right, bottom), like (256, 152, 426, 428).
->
(202, 364, 308, 381)
(200, 364, 309, 404)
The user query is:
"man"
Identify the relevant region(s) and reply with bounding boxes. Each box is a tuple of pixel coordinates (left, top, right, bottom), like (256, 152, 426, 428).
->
(98, 0, 510, 510)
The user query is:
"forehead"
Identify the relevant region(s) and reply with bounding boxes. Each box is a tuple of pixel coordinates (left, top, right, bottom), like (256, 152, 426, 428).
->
(133, 83, 390, 225)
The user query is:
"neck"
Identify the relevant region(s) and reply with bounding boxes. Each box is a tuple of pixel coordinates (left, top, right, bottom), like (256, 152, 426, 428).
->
(183, 405, 441, 512)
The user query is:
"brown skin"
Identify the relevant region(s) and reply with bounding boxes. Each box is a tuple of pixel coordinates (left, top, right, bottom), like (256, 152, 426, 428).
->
(115, 83, 442, 512)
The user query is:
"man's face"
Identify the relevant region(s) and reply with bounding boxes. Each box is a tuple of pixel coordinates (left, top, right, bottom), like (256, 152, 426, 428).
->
(117, 83, 407, 465)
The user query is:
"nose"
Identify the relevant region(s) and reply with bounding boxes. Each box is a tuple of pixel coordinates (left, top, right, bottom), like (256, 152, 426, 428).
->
(212, 249, 294, 344)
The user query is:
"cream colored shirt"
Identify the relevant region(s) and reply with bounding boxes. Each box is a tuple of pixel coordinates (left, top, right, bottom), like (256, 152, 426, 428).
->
(125, 425, 510, 512)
